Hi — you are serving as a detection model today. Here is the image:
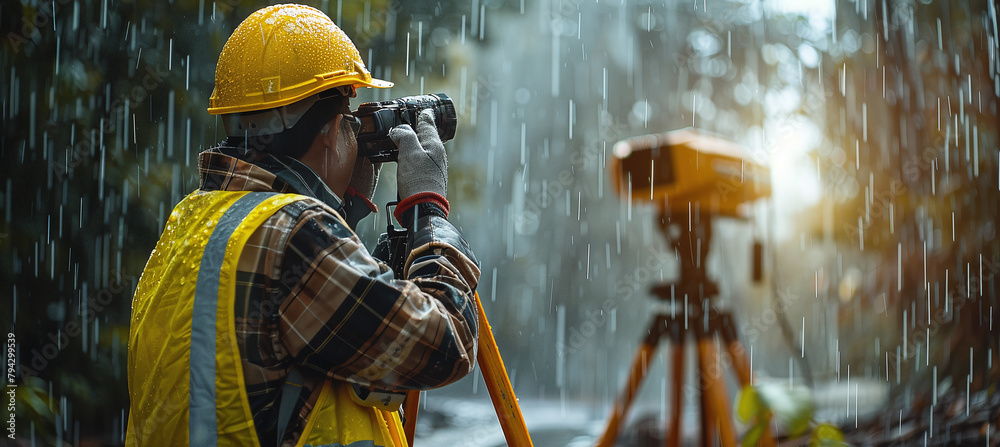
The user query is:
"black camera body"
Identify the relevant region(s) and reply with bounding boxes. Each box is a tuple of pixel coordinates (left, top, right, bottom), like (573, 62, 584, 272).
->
(353, 93, 457, 163)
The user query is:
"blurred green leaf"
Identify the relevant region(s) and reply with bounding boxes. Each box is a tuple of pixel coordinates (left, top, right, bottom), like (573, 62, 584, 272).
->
(786, 411, 812, 438)
(808, 424, 848, 446)
(755, 383, 815, 437)
(18, 376, 55, 422)
(735, 385, 762, 423)
(741, 421, 768, 447)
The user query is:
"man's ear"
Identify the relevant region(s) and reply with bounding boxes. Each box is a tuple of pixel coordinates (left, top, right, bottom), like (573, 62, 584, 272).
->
(319, 114, 342, 149)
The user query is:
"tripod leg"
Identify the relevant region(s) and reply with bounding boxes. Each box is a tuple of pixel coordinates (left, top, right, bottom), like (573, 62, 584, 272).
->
(403, 292, 532, 446)
(718, 315, 752, 388)
(666, 330, 685, 447)
(474, 292, 534, 446)
(382, 409, 408, 447)
(403, 390, 420, 446)
(696, 336, 735, 447)
(596, 327, 662, 447)
(719, 316, 775, 447)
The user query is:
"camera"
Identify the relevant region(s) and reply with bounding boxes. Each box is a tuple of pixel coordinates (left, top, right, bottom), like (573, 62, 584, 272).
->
(353, 93, 457, 162)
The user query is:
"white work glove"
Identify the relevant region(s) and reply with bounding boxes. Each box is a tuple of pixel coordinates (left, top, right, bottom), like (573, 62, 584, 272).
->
(388, 109, 449, 218)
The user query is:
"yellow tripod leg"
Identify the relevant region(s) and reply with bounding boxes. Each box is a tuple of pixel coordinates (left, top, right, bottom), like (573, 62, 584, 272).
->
(474, 292, 534, 446)
(401, 292, 533, 446)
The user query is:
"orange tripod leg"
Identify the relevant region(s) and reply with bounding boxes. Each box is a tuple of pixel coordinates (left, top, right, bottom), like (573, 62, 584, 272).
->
(402, 390, 420, 446)
(474, 292, 534, 446)
(403, 293, 532, 446)
(696, 336, 735, 447)
(596, 336, 660, 447)
(666, 331, 685, 447)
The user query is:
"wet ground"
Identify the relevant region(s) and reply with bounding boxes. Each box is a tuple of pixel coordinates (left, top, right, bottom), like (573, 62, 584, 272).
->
(412, 378, 998, 446)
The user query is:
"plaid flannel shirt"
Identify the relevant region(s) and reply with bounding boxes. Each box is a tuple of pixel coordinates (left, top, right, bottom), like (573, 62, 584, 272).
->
(196, 147, 480, 447)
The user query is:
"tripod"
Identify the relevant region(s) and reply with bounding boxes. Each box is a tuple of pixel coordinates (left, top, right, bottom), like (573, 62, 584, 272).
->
(595, 208, 773, 447)
(402, 291, 534, 446)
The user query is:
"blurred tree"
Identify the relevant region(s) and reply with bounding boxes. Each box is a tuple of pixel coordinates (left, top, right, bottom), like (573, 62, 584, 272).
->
(808, 0, 998, 433)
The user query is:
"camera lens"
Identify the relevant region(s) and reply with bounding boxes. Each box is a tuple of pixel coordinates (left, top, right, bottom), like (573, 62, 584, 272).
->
(354, 93, 458, 162)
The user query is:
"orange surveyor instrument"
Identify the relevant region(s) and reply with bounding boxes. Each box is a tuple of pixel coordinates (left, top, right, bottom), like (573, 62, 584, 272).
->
(403, 292, 534, 446)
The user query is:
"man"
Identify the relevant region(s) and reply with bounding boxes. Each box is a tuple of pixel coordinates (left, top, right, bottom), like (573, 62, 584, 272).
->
(126, 4, 480, 447)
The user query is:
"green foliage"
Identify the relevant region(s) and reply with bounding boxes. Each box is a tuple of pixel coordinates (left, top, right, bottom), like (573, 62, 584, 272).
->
(742, 423, 769, 447)
(17, 376, 54, 423)
(809, 424, 847, 447)
(755, 383, 814, 437)
(735, 385, 764, 422)
(735, 386, 771, 447)
(735, 384, 847, 446)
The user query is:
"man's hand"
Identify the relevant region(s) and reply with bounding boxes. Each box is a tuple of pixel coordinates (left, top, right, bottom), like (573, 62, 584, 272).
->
(347, 155, 380, 202)
(342, 120, 381, 227)
(389, 109, 449, 217)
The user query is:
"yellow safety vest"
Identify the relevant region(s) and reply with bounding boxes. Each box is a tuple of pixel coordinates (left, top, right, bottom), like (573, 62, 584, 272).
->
(127, 190, 406, 447)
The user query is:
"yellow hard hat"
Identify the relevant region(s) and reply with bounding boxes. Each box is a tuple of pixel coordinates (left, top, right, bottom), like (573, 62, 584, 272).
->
(208, 4, 392, 115)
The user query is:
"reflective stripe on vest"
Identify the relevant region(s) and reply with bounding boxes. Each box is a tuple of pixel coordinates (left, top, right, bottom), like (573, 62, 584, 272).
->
(190, 191, 272, 444)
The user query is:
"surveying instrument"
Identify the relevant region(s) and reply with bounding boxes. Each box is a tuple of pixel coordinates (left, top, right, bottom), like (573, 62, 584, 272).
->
(595, 128, 773, 446)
